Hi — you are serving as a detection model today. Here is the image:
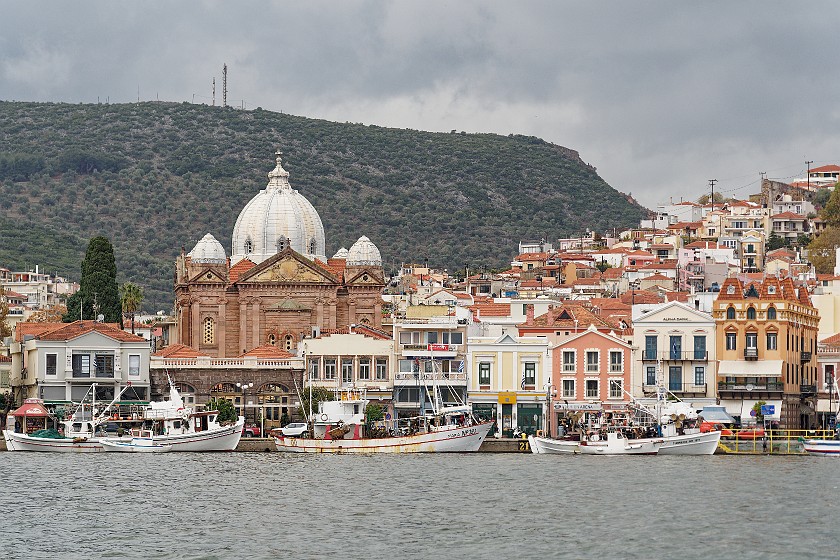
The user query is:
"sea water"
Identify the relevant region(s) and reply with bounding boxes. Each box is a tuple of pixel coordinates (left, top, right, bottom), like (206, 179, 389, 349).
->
(1, 452, 837, 559)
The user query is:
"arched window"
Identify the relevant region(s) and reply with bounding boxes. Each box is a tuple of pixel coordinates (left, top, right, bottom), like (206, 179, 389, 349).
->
(202, 317, 215, 345)
(268, 334, 277, 346)
(284, 334, 294, 351)
(747, 307, 756, 320)
(309, 237, 317, 254)
(244, 237, 253, 254)
(767, 306, 777, 320)
(277, 236, 288, 252)
(726, 306, 736, 320)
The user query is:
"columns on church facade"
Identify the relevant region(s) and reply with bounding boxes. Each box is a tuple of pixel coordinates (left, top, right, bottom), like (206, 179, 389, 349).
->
(239, 298, 248, 355)
(190, 297, 200, 349)
(218, 297, 226, 357)
(251, 297, 261, 349)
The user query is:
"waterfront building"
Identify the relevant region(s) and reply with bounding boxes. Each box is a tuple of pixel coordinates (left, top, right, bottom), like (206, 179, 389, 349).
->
(0, 355, 10, 393)
(549, 325, 632, 438)
(391, 305, 467, 420)
(8, 320, 150, 406)
(816, 333, 840, 428)
(630, 301, 717, 404)
(712, 276, 819, 429)
(301, 325, 394, 409)
(173, 152, 385, 359)
(466, 333, 550, 437)
(518, 301, 632, 347)
(150, 343, 301, 429)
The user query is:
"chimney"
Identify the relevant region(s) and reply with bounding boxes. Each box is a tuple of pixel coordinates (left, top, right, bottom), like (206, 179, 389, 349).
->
(526, 304, 535, 323)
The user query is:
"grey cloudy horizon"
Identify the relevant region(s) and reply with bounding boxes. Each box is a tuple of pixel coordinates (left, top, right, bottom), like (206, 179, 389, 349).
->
(2, 1, 838, 210)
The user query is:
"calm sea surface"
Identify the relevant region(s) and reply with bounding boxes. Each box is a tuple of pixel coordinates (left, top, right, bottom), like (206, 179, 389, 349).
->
(1, 452, 837, 560)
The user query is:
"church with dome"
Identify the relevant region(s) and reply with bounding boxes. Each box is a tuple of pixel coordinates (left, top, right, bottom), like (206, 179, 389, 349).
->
(173, 152, 386, 358)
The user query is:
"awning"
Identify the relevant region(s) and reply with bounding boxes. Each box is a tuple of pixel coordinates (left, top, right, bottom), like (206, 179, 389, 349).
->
(718, 360, 783, 377)
(699, 405, 735, 424)
(9, 399, 50, 417)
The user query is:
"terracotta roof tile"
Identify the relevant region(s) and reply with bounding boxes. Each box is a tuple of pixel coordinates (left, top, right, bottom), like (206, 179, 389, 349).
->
(468, 303, 512, 317)
(36, 320, 146, 343)
(229, 258, 256, 283)
(821, 333, 840, 345)
(240, 345, 295, 359)
(152, 344, 209, 358)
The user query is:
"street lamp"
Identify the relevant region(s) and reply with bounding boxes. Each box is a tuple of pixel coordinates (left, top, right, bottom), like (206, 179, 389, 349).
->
(236, 381, 253, 423)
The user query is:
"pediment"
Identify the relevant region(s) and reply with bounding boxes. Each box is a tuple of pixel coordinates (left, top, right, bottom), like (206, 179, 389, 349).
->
(237, 250, 337, 284)
(190, 267, 227, 284)
(265, 298, 312, 311)
(494, 333, 518, 345)
(345, 267, 385, 286)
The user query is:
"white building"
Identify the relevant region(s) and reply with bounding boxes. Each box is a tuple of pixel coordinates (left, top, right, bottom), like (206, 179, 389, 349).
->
(631, 301, 717, 405)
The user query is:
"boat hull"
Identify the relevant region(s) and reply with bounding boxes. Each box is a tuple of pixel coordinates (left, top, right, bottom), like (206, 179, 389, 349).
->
(100, 438, 172, 453)
(658, 431, 721, 455)
(276, 422, 493, 453)
(3, 430, 103, 452)
(802, 439, 840, 456)
(528, 435, 581, 454)
(143, 418, 244, 452)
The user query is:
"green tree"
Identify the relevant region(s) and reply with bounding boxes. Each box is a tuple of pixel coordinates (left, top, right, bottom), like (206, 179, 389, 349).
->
(120, 282, 144, 334)
(204, 397, 238, 424)
(807, 227, 840, 273)
(820, 185, 840, 227)
(752, 400, 767, 424)
(767, 232, 786, 251)
(697, 192, 724, 204)
(297, 386, 335, 421)
(64, 236, 122, 324)
(365, 402, 385, 423)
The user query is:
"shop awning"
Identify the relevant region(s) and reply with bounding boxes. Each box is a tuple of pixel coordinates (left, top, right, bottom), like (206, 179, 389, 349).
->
(9, 399, 50, 417)
(699, 405, 735, 424)
(718, 360, 783, 377)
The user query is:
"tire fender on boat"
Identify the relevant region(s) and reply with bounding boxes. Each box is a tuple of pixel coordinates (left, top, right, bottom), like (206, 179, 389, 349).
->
(320, 413, 328, 421)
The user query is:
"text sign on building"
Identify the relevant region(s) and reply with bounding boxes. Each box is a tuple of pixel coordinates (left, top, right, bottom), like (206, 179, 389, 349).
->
(427, 344, 451, 352)
(553, 402, 601, 411)
(760, 405, 775, 416)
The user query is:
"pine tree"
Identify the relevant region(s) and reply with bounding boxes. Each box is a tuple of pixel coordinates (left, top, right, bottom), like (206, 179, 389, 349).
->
(64, 236, 122, 324)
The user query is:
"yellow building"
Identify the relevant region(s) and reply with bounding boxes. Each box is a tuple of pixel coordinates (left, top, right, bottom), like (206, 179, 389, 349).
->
(713, 276, 819, 429)
(466, 334, 550, 437)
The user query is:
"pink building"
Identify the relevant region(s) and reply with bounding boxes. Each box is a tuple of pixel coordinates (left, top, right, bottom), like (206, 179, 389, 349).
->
(550, 325, 633, 437)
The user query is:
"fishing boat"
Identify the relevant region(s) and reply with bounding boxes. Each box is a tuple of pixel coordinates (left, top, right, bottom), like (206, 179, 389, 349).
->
(275, 387, 492, 453)
(118, 380, 244, 452)
(529, 399, 720, 456)
(3, 385, 134, 453)
(800, 437, 840, 456)
(101, 430, 172, 453)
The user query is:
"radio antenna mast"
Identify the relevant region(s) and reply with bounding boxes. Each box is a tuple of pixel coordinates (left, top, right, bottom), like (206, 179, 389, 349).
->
(223, 64, 228, 107)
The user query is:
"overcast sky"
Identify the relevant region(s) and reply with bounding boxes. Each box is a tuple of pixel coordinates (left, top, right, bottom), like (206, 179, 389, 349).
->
(2, 1, 838, 209)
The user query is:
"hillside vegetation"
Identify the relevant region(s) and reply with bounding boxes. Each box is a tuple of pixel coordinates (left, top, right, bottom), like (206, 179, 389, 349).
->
(0, 101, 648, 311)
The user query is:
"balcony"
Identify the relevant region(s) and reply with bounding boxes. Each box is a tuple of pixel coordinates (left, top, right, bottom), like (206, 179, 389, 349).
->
(562, 364, 576, 373)
(801, 352, 812, 362)
(643, 383, 707, 395)
(717, 381, 783, 397)
(393, 371, 466, 385)
(744, 347, 758, 360)
(801, 384, 817, 397)
(645, 351, 708, 362)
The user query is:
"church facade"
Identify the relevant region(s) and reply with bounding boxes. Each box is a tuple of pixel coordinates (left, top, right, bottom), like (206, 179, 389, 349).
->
(173, 152, 387, 358)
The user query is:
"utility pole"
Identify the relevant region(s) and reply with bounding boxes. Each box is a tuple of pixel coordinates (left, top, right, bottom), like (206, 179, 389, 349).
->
(212, 77, 216, 106)
(223, 64, 228, 108)
(806, 160, 813, 191)
(708, 179, 717, 207)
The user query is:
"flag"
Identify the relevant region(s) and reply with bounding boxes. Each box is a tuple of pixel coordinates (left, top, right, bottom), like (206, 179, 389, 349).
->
(458, 360, 464, 373)
(92, 355, 98, 374)
(521, 372, 526, 390)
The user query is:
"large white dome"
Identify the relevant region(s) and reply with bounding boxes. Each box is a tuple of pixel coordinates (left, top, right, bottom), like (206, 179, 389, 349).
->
(347, 236, 382, 266)
(231, 152, 326, 265)
(188, 233, 227, 264)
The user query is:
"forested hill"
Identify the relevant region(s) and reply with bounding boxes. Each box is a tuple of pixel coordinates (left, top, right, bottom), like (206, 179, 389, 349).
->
(0, 101, 649, 312)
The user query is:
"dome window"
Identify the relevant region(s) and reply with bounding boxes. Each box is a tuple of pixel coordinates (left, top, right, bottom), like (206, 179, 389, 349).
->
(244, 237, 253, 254)
(309, 237, 317, 254)
(277, 236, 289, 252)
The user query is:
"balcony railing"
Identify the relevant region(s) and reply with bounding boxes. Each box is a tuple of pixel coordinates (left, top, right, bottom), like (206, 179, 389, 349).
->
(801, 384, 817, 397)
(585, 364, 599, 373)
(644, 383, 707, 394)
(744, 347, 758, 360)
(801, 352, 812, 362)
(717, 381, 784, 392)
(644, 351, 708, 361)
(394, 372, 467, 382)
(562, 364, 576, 373)
(609, 364, 623, 373)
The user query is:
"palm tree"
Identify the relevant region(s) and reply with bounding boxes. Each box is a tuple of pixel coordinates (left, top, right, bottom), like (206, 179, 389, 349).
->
(120, 282, 144, 334)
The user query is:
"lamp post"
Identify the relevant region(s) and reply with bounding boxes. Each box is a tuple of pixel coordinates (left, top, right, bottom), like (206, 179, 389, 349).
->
(236, 381, 253, 423)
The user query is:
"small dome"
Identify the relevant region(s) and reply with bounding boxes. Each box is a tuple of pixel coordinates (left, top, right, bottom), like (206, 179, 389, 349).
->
(188, 233, 227, 263)
(346, 236, 382, 266)
(231, 152, 326, 265)
(332, 247, 349, 259)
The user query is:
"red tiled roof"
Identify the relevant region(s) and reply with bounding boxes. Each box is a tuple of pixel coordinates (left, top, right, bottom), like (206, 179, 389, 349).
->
(643, 273, 672, 281)
(468, 303, 512, 317)
(15, 322, 63, 342)
(517, 252, 548, 261)
(810, 164, 840, 174)
(240, 345, 295, 359)
(620, 290, 664, 305)
(229, 258, 256, 283)
(153, 344, 209, 358)
(35, 320, 146, 343)
(771, 211, 806, 220)
(821, 333, 840, 345)
(664, 292, 691, 303)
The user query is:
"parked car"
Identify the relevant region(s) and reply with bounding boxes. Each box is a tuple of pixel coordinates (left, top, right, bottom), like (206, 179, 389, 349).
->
(280, 422, 308, 437)
(242, 424, 262, 438)
(700, 422, 733, 436)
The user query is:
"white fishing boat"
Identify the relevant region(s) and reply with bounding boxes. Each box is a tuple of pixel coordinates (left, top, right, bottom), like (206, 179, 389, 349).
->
(275, 388, 492, 453)
(101, 431, 172, 453)
(800, 437, 840, 456)
(124, 380, 244, 452)
(578, 431, 662, 455)
(3, 385, 135, 453)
